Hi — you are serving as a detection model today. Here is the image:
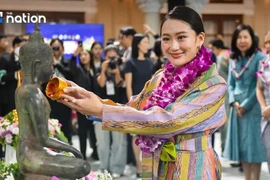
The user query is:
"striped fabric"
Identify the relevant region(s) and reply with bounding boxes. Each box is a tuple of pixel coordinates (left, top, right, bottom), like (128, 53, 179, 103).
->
(102, 64, 227, 180)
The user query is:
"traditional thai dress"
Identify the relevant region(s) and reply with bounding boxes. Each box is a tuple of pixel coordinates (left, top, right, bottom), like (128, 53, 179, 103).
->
(224, 51, 267, 163)
(258, 54, 270, 173)
(100, 63, 227, 180)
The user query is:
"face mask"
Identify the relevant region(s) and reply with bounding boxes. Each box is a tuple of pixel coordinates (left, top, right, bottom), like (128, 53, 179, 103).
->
(14, 47, 20, 61)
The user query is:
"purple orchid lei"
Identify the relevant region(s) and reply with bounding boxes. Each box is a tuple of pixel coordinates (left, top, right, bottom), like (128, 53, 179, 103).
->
(135, 46, 213, 154)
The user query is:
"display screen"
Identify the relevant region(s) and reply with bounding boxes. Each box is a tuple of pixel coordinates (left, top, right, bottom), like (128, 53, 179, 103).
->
(25, 23, 104, 59)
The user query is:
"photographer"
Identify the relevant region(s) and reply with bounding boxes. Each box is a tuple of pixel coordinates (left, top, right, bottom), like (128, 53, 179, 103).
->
(95, 45, 126, 178)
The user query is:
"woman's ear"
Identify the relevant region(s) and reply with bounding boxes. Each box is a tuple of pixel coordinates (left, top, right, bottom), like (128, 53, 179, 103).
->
(197, 32, 205, 47)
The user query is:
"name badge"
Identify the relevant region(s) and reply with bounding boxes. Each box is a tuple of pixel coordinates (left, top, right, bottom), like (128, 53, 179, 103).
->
(106, 81, 115, 95)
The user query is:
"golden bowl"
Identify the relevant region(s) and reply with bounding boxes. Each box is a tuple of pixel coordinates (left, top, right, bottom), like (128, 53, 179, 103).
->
(46, 77, 68, 100)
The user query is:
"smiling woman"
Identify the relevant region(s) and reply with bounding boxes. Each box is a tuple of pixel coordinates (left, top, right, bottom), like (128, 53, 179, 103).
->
(59, 6, 227, 180)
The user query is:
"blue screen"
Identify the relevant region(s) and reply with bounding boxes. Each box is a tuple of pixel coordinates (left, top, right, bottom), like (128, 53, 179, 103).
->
(25, 23, 104, 59)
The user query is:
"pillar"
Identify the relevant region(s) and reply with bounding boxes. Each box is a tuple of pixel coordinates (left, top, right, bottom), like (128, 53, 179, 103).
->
(136, 0, 166, 45)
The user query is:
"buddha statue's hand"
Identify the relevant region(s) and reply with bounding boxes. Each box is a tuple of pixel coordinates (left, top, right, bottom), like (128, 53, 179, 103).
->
(59, 87, 103, 118)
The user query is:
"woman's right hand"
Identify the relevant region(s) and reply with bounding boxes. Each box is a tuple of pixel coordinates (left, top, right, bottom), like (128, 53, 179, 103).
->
(233, 102, 244, 117)
(262, 106, 270, 121)
(73, 46, 84, 56)
(101, 60, 110, 71)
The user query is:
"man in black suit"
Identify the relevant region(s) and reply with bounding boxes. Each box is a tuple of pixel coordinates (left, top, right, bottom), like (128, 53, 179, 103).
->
(0, 33, 10, 158)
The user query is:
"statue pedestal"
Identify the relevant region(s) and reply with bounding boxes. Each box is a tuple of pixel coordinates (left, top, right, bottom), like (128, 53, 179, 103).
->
(5, 144, 17, 164)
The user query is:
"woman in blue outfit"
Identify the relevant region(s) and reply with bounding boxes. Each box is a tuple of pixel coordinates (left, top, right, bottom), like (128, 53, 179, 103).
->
(224, 24, 267, 180)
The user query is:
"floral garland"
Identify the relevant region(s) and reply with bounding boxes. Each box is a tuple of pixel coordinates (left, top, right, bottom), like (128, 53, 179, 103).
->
(231, 53, 256, 79)
(135, 46, 213, 153)
(256, 54, 270, 85)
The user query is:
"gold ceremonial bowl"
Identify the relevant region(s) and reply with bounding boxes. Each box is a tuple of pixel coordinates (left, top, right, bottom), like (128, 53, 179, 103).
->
(46, 77, 68, 100)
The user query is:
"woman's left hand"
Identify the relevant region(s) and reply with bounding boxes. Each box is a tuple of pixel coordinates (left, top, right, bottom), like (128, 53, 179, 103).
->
(58, 87, 103, 118)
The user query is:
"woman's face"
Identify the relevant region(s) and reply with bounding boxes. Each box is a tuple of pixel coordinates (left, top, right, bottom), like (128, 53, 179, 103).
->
(138, 37, 150, 54)
(236, 30, 252, 55)
(92, 44, 103, 58)
(265, 34, 270, 54)
(80, 50, 91, 65)
(161, 19, 204, 68)
(51, 40, 64, 57)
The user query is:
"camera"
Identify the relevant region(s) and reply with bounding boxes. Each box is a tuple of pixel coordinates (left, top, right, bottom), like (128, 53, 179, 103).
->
(108, 56, 122, 69)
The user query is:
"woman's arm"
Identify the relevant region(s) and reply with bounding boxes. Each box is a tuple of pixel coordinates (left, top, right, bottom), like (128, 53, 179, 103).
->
(228, 60, 236, 105)
(125, 73, 133, 100)
(256, 80, 266, 110)
(102, 79, 227, 136)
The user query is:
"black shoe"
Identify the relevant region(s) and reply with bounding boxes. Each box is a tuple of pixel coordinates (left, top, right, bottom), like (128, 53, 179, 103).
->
(90, 152, 99, 161)
(230, 163, 241, 167)
(239, 166, 244, 172)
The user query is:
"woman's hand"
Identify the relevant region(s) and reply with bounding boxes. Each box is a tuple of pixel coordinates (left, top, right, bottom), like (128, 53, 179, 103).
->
(233, 102, 245, 117)
(58, 87, 103, 118)
(262, 106, 270, 121)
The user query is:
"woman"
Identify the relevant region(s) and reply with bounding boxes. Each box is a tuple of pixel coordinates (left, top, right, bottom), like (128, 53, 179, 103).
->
(256, 31, 270, 174)
(224, 24, 267, 180)
(59, 6, 227, 179)
(91, 42, 104, 69)
(69, 46, 98, 160)
(124, 33, 153, 178)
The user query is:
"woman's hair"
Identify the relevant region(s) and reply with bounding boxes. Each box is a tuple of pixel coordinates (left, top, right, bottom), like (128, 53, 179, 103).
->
(231, 24, 258, 59)
(50, 38, 64, 49)
(104, 44, 119, 56)
(160, 6, 205, 35)
(90, 42, 103, 51)
(153, 38, 162, 58)
(131, 33, 149, 59)
(79, 50, 95, 74)
(209, 39, 225, 49)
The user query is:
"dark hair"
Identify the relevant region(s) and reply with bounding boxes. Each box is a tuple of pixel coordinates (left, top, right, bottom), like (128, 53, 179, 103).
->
(50, 38, 64, 49)
(160, 6, 204, 35)
(0, 33, 7, 40)
(79, 50, 96, 74)
(12, 36, 23, 48)
(106, 38, 116, 46)
(131, 34, 148, 59)
(231, 24, 258, 59)
(104, 44, 119, 56)
(153, 38, 162, 58)
(120, 26, 137, 37)
(90, 42, 103, 51)
(209, 39, 224, 49)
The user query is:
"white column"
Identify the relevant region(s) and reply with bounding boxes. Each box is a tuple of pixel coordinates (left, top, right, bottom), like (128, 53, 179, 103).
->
(185, 0, 209, 16)
(136, 0, 166, 45)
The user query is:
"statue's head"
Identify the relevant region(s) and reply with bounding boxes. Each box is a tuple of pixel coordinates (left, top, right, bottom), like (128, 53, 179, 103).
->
(19, 23, 54, 84)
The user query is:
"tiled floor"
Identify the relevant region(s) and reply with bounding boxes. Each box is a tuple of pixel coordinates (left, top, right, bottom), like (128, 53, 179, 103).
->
(71, 132, 270, 180)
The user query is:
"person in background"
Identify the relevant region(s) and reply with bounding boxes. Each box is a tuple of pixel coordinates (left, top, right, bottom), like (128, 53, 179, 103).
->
(46, 38, 73, 144)
(69, 45, 98, 160)
(264, 31, 270, 54)
(22, 33, 31, 42)
(152, 38, 167, 74)
(118, 26, 137, 168)
(0, 33, 10, 159)
(124, 34, 153, 179)
(95, 45, 127, 178)
(209, 39, 230, 153)
(91, 42, 104, 70)
(256, 30, 270, 174)
(119, 26, 136, 61)
(224, 24, 267, 180)
(0, 37, 24, 113)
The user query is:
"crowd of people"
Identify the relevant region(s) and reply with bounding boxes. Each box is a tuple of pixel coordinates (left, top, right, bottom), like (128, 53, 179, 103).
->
(1, 5, 270, 180)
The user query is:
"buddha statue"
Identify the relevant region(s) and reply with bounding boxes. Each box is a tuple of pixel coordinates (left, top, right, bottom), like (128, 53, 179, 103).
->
(15, 24, 91, 180)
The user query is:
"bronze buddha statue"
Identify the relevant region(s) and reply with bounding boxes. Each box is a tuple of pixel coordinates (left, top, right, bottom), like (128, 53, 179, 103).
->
(15, 24, 91, 180)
